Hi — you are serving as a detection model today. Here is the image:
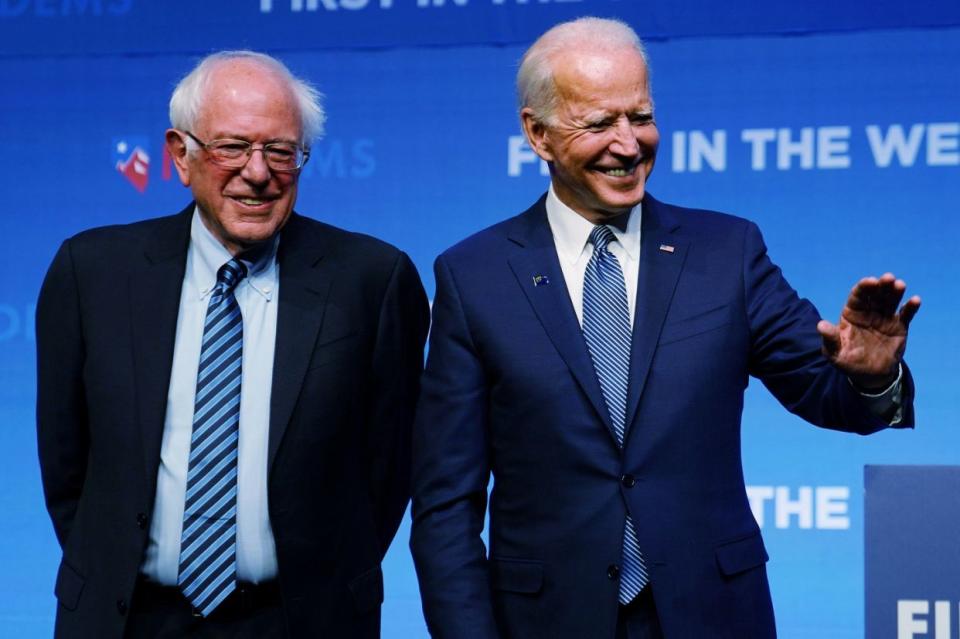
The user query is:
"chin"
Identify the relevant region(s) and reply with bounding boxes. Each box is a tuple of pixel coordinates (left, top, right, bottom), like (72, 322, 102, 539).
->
(241, 230, 280, 245)
(220, 228, 278, 252)
(600, 194, 644, 213)
(232, 216, 287, 237)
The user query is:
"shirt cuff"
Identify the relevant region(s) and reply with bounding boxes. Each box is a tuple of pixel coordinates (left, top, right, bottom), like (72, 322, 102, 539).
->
(851, 363, 904, 425)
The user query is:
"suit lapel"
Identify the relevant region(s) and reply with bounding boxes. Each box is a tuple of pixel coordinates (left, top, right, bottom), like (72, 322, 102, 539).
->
(623, 196, 689, 437)
(507, 198, 615, 435)
(132, 206, 192, 486)
(268, 214, 332, 476)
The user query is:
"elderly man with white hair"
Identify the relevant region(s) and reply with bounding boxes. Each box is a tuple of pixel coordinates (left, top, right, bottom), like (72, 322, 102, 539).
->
(37, 50, 429, 638)
(410, 17, 919, 639)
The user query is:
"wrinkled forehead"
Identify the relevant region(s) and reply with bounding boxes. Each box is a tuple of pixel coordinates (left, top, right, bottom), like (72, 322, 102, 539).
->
(550, 47, 651, 108)
(564, 49, 621, 78)
(204, 61, 296, 107)
(196, 61, 302, 135)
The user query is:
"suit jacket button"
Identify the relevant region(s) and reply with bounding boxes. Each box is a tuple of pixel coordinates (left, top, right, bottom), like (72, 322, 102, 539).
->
(136, 513, 149, 529)
(607, 564, 620, 580)
(116, 599, 127, 615)
(620, 474, 636, 488)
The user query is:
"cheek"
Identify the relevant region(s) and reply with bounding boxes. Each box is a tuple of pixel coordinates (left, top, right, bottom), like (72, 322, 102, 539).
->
(578, 135, 615, 164)
(193, 173, 231, 202)
(643, 127, 661, 149)
(555, 144, 592, 173)
(278, 182, 298, 208)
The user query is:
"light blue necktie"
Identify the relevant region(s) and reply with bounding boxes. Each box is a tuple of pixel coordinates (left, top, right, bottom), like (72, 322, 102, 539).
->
(582, 225, 649, 604)
(178, 258, 246, 616)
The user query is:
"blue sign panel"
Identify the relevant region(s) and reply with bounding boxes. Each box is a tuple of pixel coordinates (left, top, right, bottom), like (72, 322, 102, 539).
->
(1, 0, 959, 56)
(865, 466, 960, 639)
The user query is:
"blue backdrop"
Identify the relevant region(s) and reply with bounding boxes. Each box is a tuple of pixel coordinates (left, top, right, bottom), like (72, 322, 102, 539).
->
(2, 2, 958, 637)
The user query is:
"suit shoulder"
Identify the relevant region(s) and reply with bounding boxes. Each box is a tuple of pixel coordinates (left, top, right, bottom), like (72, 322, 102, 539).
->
(290, 214, 409, 269)
(436, 211, 525, 264)
(306, 218, 402, 256)
(66, 213, 182, 246)
(657, 199, 755, 236)
(58, 212, 189, 267)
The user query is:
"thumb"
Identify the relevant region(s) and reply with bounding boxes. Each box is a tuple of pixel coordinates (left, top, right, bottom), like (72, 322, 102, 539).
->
(817, 319, 840, 358)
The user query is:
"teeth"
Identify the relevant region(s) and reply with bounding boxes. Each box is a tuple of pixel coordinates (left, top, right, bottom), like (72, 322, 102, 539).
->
(238, 198, 265, 205)
(603, 168, 629, 177)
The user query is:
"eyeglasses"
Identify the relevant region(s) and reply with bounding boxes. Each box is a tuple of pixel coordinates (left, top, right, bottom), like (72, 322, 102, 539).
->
(182, 131, 309, 172)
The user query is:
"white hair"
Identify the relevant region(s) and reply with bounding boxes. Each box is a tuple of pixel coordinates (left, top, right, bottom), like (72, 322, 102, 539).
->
(517, 17, 650, 125)
(169, 50, 325, 147)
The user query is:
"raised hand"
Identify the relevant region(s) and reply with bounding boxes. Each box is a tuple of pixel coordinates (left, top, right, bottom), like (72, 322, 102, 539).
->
(817, 273, 921, 391)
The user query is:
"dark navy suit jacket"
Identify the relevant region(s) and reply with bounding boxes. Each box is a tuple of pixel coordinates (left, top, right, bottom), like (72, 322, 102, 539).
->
(410, 194, 913, 639)
(37, 205, 430, 638)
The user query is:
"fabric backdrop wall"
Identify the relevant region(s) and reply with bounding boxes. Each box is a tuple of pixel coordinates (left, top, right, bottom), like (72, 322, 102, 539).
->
(2, 2, 958, 637)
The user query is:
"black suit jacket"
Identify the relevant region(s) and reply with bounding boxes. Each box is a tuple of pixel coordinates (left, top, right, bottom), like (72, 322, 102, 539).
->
(36, 205, 430, 638)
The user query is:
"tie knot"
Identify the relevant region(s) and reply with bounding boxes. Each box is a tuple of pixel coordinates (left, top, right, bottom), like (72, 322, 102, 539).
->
(589, 225, 617, 252)
(216, 259, 247, 293)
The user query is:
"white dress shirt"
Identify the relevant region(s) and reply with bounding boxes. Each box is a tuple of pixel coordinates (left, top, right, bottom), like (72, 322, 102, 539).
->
(544, 185, 902, 423)
(546, 185, 642, 329)
(141, 208, 280, 584)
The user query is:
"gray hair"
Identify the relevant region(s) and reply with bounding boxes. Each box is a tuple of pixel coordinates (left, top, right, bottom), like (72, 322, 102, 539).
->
(517, 17, 650, 125)
(169, 50, 325, 147)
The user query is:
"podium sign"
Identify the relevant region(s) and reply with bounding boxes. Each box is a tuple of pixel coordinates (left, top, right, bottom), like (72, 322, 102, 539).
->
(865, 466, 960, 639)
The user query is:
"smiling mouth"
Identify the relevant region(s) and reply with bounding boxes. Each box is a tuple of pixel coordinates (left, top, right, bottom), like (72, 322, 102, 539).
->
(231, 196, 276, 206)
(596, 165, 639, 178)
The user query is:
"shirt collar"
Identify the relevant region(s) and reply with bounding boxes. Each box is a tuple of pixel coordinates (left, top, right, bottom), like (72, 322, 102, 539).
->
(189, 206, 279, 301)
(545, 184, 642, 267)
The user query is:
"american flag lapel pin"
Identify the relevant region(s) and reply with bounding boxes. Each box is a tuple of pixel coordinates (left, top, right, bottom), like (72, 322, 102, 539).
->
(532, 274, 550, 287)
(659, 244, 675, 254)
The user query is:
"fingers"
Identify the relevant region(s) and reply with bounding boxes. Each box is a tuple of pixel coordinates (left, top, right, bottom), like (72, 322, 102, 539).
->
(878, 276, 907, 316)
(899, 295, 922, 327)
(846, 276, 882, 312)
(848, 273, 909, 316)
(817, 319, 840, 357)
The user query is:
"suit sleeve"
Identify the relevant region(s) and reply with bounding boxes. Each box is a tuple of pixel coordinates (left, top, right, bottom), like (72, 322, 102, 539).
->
(365, 251, 430, 557)
(36, 240, 90, 548)
(410, 255, 500, 639)
(742, 221, 915, 432)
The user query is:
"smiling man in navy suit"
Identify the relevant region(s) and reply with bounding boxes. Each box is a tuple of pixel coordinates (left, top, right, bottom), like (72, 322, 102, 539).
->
(410, 18, 920, 639)
(37, 51, 429, 638)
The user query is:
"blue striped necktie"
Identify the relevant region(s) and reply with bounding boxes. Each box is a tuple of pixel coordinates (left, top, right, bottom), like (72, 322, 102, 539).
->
(582, 224, 649, 604)
(178, 258, 246, 616)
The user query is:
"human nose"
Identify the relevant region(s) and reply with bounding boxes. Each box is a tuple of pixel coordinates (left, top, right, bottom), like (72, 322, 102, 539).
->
(609, 118, 640, 157)
(240, 145, 272, 184)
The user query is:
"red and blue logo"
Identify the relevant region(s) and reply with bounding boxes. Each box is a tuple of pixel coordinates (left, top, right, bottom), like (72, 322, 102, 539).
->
(112, 136, 175, 193)
(113, 137, 150, 192)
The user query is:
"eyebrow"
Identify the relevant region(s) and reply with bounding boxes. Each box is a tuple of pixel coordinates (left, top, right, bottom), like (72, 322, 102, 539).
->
(206, 133, 301, 145)
(581, 109, 654, 124)
(580, 110, 611, 122)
